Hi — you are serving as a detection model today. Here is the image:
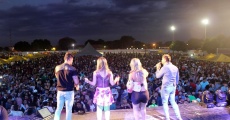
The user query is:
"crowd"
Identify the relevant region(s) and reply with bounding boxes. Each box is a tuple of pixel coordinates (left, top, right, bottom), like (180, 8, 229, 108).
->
(0, 52, 230, 117)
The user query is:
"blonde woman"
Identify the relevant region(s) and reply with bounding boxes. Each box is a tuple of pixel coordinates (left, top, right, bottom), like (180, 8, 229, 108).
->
(126, 58, 149, 120)
(85, 57, 120, 120)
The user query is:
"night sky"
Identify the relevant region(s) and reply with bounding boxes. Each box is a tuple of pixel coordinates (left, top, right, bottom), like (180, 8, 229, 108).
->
(0, 0, 230, 47)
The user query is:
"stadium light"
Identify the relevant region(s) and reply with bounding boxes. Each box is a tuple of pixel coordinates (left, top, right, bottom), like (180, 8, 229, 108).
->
(170, 26, 176, 41)
(72, 43, 75, 50)
(153, 43, 156, 49)
(201, 18, 209, 40)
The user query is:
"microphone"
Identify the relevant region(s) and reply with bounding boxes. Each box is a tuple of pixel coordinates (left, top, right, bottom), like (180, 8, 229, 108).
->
(155, 62, 162, 69)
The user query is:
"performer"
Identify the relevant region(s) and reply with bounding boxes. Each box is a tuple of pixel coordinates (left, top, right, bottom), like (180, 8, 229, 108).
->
(155, 54, 182, 120)
(54, 52, 79, 120)
(126, 58, 149, 120)
(0, 105, 8, 120)
(84, 57, 120, 120)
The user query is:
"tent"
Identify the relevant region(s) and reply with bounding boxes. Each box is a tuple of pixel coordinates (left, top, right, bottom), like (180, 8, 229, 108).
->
(24, 53, 47, 59)
(33, 53, 46, 58)
(24, 54, 36, 59)
(208, 54, 230, 62)
(0, 58, 8, 64)
(197, 53, 216, 60)
(7, 55, 28, 62)
(76, 43, 102, 57)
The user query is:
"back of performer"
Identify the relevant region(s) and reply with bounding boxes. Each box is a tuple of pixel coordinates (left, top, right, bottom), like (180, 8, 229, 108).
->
(54, 52, 79, 120)
(127, 58, 149, 120)
(129, 70, 149, 105)
(93, 70, 114, 108)
(84, 57, 120, 120)
(155, 54, 182, 120)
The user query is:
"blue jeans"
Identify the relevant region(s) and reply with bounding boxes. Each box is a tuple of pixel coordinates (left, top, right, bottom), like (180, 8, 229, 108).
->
(54, 91, 74, 120)
(161, 86, 182, 120)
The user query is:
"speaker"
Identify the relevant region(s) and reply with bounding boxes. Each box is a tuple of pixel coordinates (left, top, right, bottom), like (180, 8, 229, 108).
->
(202, 91, 214, 103)
(215, 90, 226, 103)
(37, 107, 54, 120)
(199, 102, 215, 108)
(216, 102, 227, 107)
(206, 103, 215, 108)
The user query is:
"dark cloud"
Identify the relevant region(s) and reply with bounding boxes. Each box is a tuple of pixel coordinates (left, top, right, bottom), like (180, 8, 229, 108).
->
(0, 0, 230, 47)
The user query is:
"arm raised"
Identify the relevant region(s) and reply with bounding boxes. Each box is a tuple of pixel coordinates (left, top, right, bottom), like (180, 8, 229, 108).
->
(85, 71, 97, 86)
(110, 72, 120, 86)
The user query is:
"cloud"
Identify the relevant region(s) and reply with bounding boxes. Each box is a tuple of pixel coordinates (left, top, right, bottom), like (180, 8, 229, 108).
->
(0, 0, 230, 47)
(63, 0, 114, 8)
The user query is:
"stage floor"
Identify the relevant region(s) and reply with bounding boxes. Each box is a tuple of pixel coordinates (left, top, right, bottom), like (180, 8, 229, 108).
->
(8, 103, 230, 120)
(60, 103, 230, 120)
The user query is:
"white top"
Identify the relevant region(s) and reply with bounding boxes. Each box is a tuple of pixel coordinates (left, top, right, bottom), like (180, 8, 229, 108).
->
(127, 69, 148, 92)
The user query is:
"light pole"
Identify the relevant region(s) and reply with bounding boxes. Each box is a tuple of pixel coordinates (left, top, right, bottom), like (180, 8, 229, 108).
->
(170, 25, 176, 54)
(170, 25, 176, 41)
(201, 18, 209, 40)
(143, 44, 146, 54)
(72, 43, 75, 50)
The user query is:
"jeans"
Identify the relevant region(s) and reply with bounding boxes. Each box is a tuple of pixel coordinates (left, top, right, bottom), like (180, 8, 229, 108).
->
(161, 86, 182, 120)
(54, 91, 74, 120)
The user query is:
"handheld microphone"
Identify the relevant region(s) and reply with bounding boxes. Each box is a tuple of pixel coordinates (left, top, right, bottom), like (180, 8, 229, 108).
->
(155, 62, 162, 69)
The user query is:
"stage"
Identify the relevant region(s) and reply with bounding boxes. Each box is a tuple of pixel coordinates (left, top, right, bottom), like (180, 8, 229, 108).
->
(9, 103, 230, 120)
(61, 103, 230, 120)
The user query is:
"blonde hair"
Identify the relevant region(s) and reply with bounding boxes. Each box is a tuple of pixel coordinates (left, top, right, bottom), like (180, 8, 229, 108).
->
(130, 58, 143, 71)
(129, 58, 149, 83)
(96, 57, 110, 72)
(162, 54, 171, 62)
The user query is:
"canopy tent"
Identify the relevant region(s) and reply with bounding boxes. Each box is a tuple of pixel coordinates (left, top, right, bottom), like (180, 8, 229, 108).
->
(32, 53, 46, 58)
(24, 53, 46, 59)
(24, 54, 36, 59)
(197, 53, 216, 60)
(208, 54, 230, 62)
(76, 42, 102, 57)
(7, 55, 28, 62)
(0, 58, 8, 64)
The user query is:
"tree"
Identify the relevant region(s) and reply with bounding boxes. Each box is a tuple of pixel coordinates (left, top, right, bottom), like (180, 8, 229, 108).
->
(201, 35, 230, 53)
(133, 41, 144, 48)
(97, 39, 105, 45)
(170, 40, 187, 52)
(0, 47, 3, 52)
(4, 47, 10, 51)
(107, 40, 120, 49)
(84, 39, 95, 45)
(14, 41, 31, 51)
(96, 39, 106, 49)
(187, 38, 203, 50)
(57, 37, 76, 50)
(214, 35, 230, 48)
(119, 36, 135, 49)
(202, 39, 217, 53)
(43, 39, 52, 50)
(31, 39, 52, 51)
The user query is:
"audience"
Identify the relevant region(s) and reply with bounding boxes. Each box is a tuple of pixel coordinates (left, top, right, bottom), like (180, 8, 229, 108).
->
(0, 52, 230, 119)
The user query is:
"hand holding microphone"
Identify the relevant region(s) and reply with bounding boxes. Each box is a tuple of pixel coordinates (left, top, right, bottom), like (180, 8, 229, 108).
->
(155, 62, 162, 70)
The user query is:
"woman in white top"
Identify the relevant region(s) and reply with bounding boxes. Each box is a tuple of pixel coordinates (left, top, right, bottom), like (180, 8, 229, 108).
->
(126, 58, 149, 120)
